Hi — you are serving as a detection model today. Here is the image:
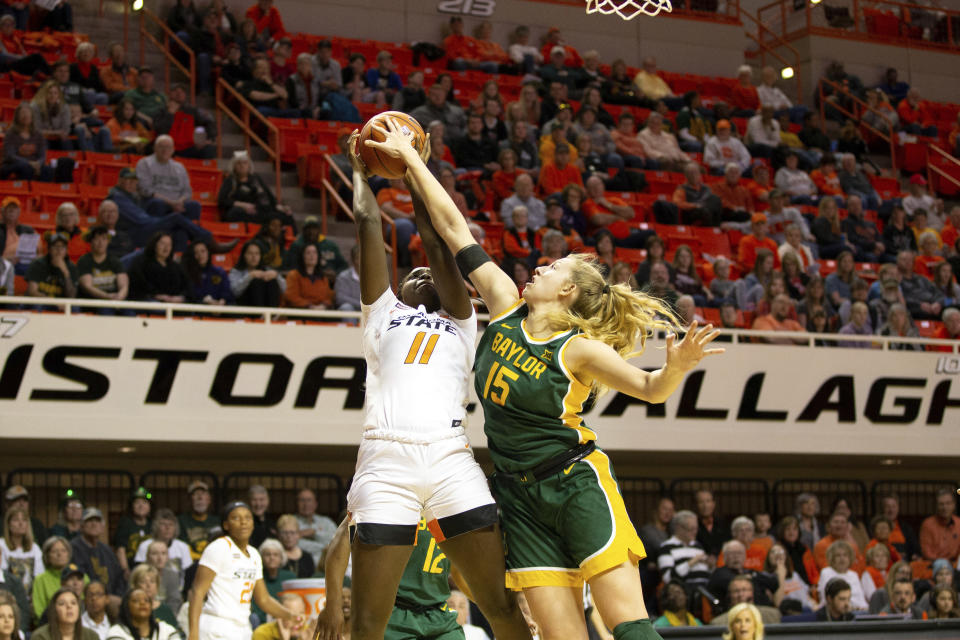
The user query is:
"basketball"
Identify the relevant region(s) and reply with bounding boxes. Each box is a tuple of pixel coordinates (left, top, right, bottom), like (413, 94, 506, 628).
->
(356, 111, 426, 179)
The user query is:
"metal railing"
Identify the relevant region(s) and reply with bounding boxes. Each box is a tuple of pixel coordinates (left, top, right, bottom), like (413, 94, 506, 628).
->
(927, 144, 960, 195)
(741, 6, 802, 103)
(319, 153, 399, 290)
(818, 77, 897, 171)
(0, 297, 957, 351)
(757, 0, 960, 54)
(215, 78, 283, 201)
(138, 6, 195, 104)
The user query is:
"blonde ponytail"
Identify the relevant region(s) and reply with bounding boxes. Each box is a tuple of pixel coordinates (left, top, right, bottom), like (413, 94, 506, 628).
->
(546, 254, 682, 389)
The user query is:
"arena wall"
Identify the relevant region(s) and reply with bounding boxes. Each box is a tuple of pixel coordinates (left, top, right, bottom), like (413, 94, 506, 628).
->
(1, 313, 958, 480)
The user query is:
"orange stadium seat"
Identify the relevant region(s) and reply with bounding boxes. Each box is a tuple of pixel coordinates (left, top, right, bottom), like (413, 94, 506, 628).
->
(31, 182, 79, 213)
(693, 226, 732, 258)
(268, 118, 310, 164)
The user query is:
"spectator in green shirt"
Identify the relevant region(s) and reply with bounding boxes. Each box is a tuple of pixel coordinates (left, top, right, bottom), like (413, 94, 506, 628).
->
(31, 538, 78, 623)
(113, 488, 152, 582)
(124, 68, 167, 129)
(177, 482, 220, 562)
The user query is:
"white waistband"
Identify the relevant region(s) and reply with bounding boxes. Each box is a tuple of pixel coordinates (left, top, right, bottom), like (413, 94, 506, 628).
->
(362, 426, 466, 444)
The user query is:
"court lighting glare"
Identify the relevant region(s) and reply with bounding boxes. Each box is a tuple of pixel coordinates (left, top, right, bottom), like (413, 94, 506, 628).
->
(132, 0, 143, 10)
(810, 0, 822, 4)
(781, 66, 795, 79)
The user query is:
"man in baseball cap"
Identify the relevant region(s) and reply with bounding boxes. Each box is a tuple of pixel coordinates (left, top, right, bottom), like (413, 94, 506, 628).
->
(71, 506, 125, 604)
(4, 485, 47, 542)
(179, 480, 220, 560)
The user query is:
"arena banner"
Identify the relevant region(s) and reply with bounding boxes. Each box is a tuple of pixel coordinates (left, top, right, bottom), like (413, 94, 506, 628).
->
(0, 313, 958, 456)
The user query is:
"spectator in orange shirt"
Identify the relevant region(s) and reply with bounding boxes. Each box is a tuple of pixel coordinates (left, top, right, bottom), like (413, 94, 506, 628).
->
(748, 162, 773, 209)
(444, 17, 496, 73)
(712, 163, 754, 222)
(934, 307, 960, 342)
(101, 42, 139, 102)
(669, 162, 722, 226)
(376, 178, 417, 267)
(540, 27, 582, 68)
(810, 153, 844, 200)
(245, 0, 285, 40)
(491, 149, 527, 208)
(919, 488, 960, 562)
(284, 244, 333, 309)
(752, 294, 806, 343)
(897, 88, 937, 137)
(611, 113, 656, 169)
(537, 143, 582, 197)
(814, 513, 866, 572)
(941, 206, 960, 253)
(473, 21, 509, 66)
(582, 175, 651, 249)
(737, 213, 781, 274)
(731, 65, 760, 117)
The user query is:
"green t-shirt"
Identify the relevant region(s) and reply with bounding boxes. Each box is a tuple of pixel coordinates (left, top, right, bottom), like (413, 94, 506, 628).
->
(113, 516, 151, 561)
(474, 301, 595, 473)
(178, 512, 221, 561)
(25, 257, 77, 297)
(397, 519, 450, 607)
(125, 88, 167, 121)
(77, 253, 124, 296)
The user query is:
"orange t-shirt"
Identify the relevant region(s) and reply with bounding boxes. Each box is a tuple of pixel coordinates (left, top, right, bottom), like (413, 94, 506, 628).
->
(731, 85, 760, 112)
(443, 34, 479, 61)
(492, 169, 526, 203)
(813, 534, 866, 573)
(864, 539, 901, 564)
(810, 168, 843, 196)
(376, 188, 414, 217)
(941, 222, 959, 251)
(474, 39, 508, 64)
(583, 195, 631, 237)
(537, 162, 583, 197)
(737, 234, 780, 272)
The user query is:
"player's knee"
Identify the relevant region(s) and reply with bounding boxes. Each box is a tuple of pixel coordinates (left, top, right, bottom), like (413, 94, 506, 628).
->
(475, 587, 521, 623)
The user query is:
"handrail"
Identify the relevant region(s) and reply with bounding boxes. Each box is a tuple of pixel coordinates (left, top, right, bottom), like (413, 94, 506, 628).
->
(927, 144, 960, 194)
(1, 298, 957, 350)
(320, 153, 399, 290)
(757, 0, 960, 55)
(215, 78, 283, 200)
(137, 7, 195, 104)
(740, 7, 802, 103)
(817, 77, 897, 171)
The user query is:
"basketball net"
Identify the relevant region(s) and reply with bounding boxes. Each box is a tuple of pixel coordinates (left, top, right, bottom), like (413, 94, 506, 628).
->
(585, 0, 672, 19)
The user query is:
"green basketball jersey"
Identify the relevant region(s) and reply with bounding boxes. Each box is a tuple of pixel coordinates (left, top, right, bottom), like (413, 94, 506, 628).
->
(474, 301, 596, 473)
(397, 519, 450, 607)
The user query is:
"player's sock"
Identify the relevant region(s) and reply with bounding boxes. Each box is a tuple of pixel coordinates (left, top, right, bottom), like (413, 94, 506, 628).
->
(612, 619, 663, 640)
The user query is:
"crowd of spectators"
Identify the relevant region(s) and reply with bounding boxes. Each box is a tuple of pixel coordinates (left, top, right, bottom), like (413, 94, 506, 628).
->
(0, 4, 958, 347)
(641, 488, 960, 630)
(0, 483, 344, 639)
(2, 482, 957, 639)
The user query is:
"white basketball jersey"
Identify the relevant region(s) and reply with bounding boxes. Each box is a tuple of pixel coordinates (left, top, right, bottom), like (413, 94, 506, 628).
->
(198, 537, 262, 622)
(361, 288, 476, 435)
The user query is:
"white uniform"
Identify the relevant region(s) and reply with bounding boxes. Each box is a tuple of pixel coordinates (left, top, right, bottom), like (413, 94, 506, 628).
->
(197, 537, 261, 640)
(347, 289, 496, 540)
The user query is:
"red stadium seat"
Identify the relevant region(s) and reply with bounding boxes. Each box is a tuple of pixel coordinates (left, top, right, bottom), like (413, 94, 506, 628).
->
(31, 182, 79, 213)
(268, 118, 310, 164)
(693, 226, 732, 258)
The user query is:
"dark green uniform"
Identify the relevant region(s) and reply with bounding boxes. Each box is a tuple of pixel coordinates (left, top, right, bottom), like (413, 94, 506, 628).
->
(385, 519, 463, 640)
(112, 516, 151, 564)
(178, 512, 220, 561)
(475, 301, 645, 590)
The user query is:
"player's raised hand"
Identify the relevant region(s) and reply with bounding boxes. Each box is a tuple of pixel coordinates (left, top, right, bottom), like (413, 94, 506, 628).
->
(664, 321, 724, 372)
(366, 117, 420, 161)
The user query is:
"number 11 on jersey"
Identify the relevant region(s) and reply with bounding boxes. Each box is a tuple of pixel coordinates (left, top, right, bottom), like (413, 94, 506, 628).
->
(404, 331, 440, 365)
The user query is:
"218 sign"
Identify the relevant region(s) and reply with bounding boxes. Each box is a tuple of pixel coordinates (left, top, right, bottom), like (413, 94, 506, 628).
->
(437, 0, 496, 17)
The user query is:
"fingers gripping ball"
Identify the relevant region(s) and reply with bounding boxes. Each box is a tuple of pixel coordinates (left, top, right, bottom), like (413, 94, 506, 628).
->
(357, 111, 426, 179)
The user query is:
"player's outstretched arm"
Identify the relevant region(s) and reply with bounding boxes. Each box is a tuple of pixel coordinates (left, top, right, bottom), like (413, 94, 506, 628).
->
(313, 518, 349, 640)
(366, 118, 519, 317)
(565, 322, 724, 403)
(404, 141, 473, 320)
(349, 132, 390, 305)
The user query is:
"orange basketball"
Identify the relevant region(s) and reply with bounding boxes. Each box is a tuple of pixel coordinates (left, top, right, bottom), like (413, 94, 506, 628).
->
(356, 111, 426, 179)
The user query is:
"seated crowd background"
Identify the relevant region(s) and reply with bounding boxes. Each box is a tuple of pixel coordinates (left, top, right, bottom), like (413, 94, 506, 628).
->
(0, 481, 958, 639)
(0, 0, 958, 345)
